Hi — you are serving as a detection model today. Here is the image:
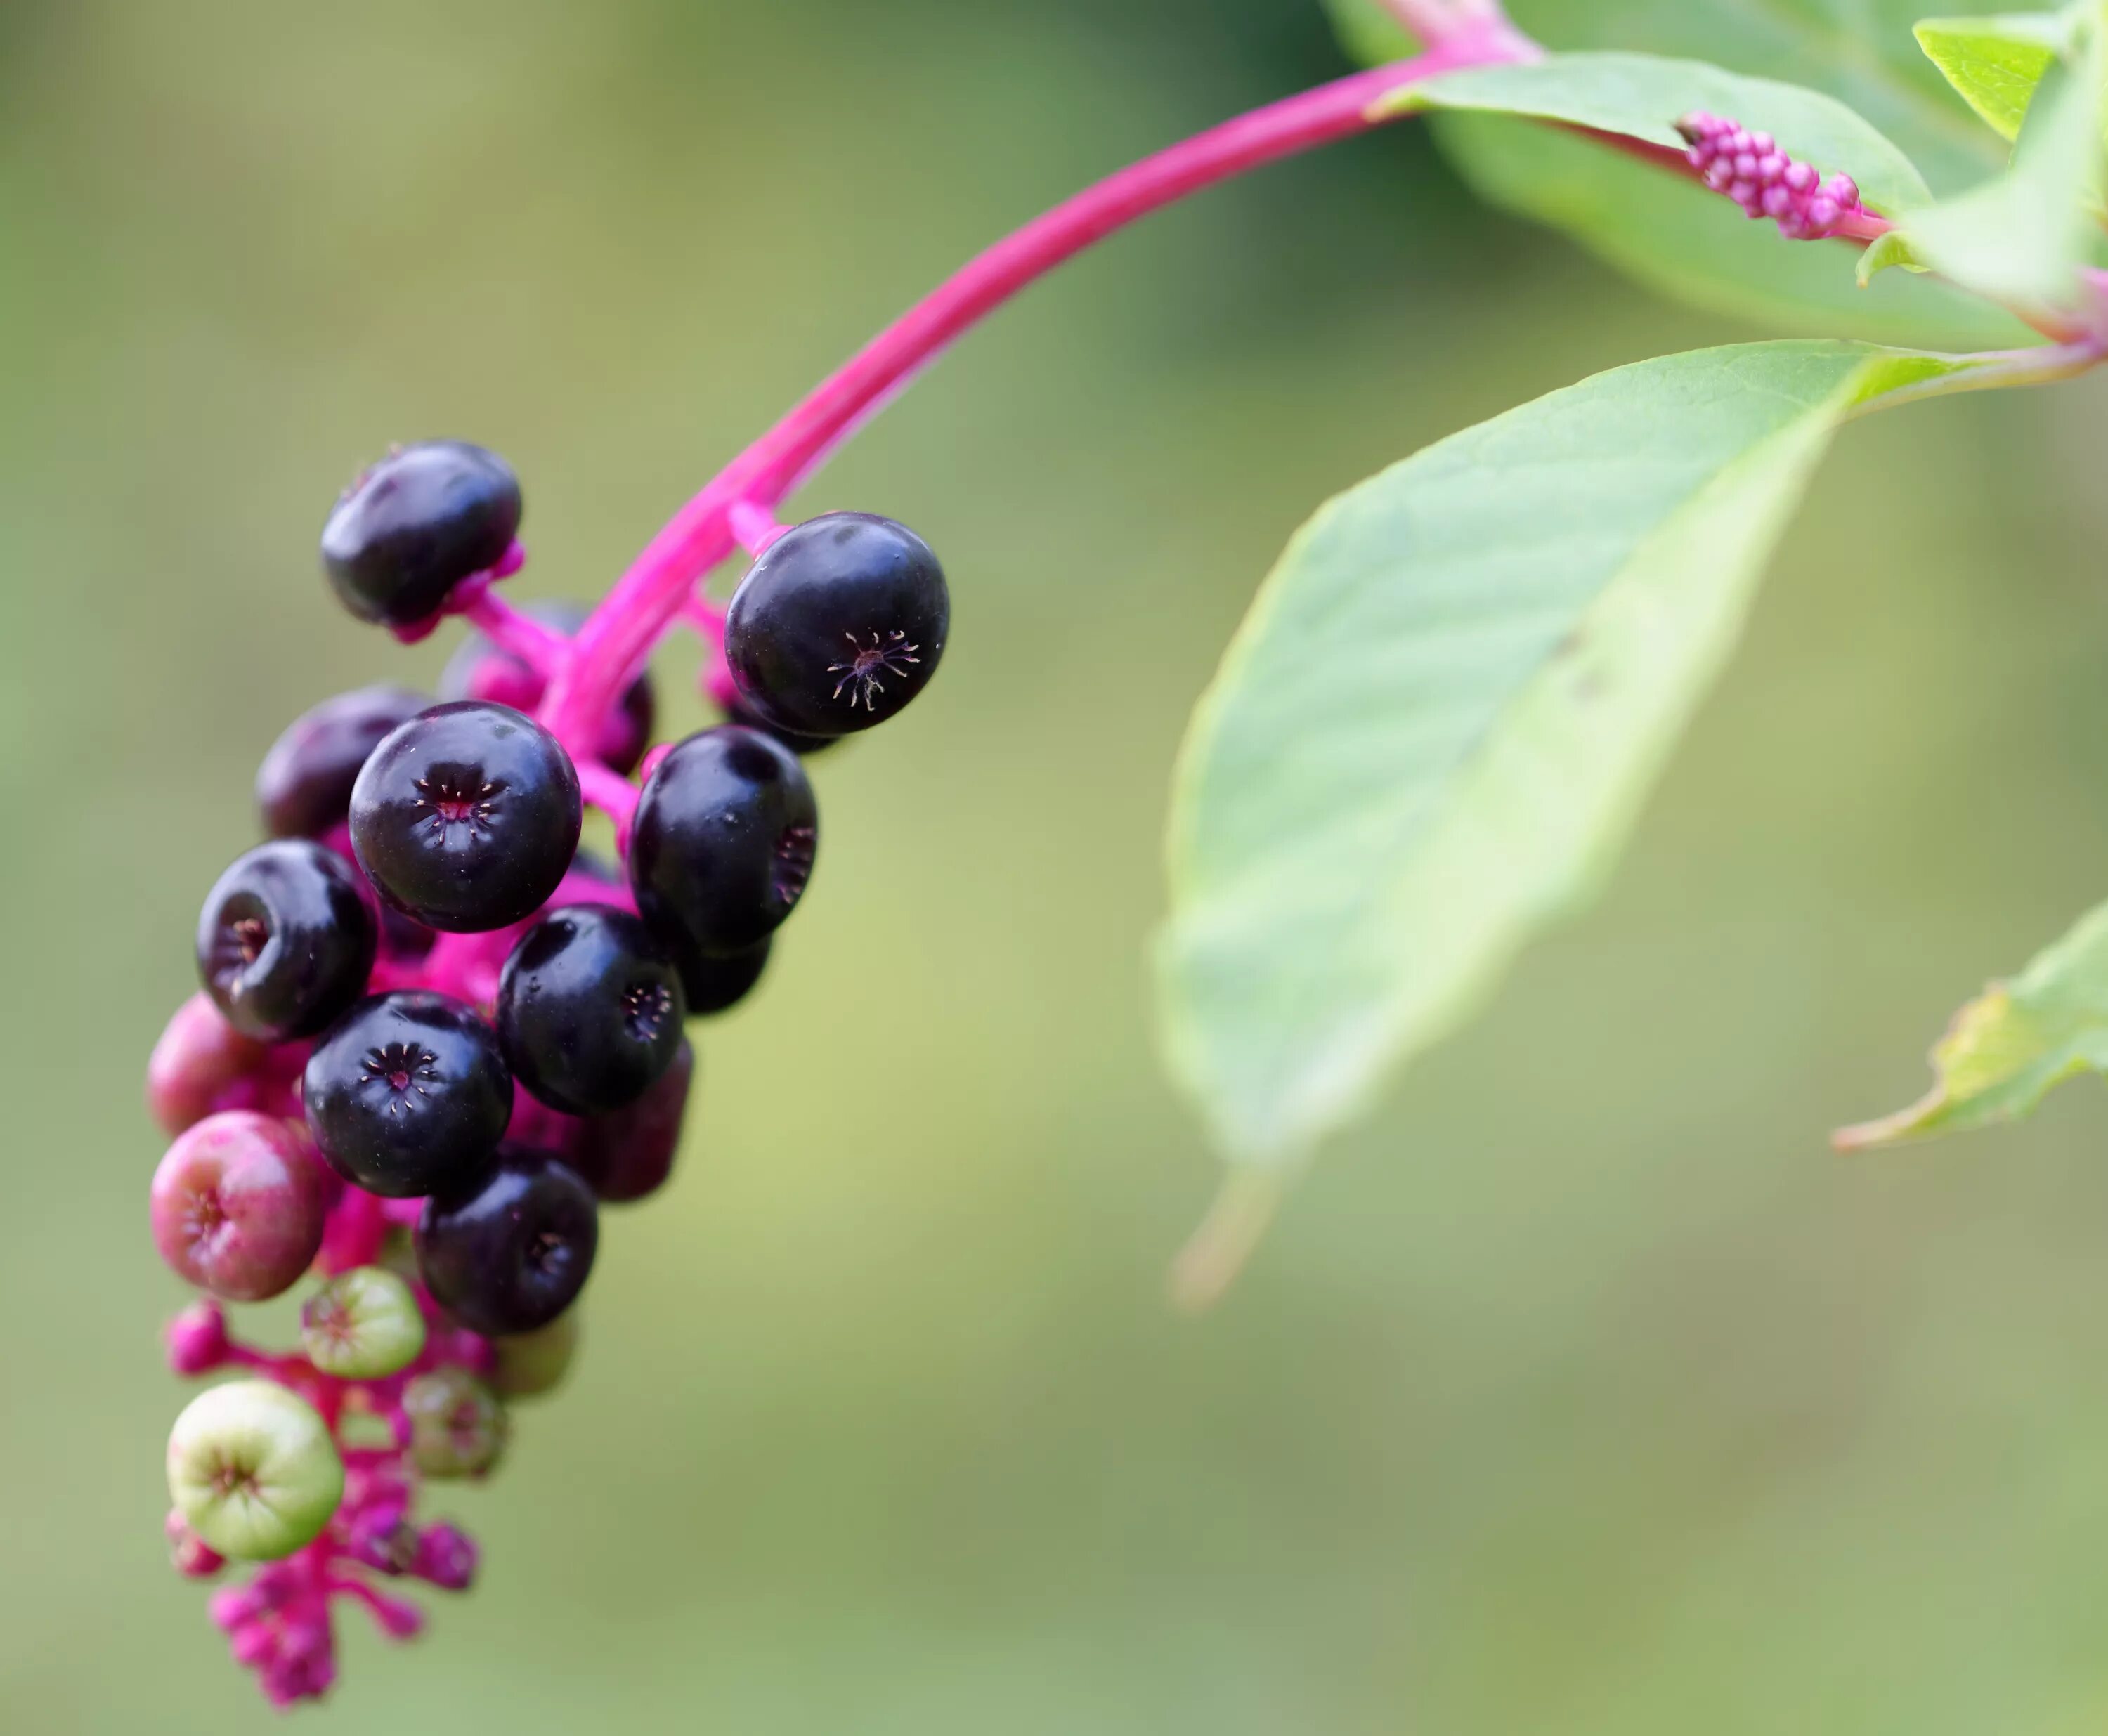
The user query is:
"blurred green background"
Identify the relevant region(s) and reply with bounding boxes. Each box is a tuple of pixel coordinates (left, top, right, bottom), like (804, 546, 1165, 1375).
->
(8, 1, 2108, 1730)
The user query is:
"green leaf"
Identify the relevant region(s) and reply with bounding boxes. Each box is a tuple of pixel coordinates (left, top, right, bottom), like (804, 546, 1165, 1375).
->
(1915, 11, 2074, 140)
(1433, 113, 2038, 346)
(1835, 896, 2108, 1148)
(1324, 0, 1419, 65)
(1856, 228, 1932, 282)
(1897, 38, 2104, 306)
(1322, 0, 2042, 343)
(1157, 341, 1982, 1170)
(1386, 51, 1933, 213)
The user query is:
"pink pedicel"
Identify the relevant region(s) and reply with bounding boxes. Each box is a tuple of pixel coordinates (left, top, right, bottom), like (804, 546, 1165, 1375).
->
(1676, 112, 1870, 240)
(152, 12, 1560, 1709)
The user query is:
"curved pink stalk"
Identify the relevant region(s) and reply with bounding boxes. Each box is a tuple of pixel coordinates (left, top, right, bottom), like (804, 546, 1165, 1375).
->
(574, 760, 640, 851)
(538, 21, 1535, 752)
(457, 587, 568, 672)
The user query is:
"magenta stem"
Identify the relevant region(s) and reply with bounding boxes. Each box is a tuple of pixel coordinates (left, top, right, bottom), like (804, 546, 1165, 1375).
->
(538, 22, 1532, 751)
(458, 588, 568, 672)
(727, 500, 787, 557)
(575, 760, 640, 849)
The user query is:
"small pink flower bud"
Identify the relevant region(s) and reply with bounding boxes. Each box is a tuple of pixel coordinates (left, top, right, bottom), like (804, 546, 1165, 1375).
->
(209, 1584, 271, 1632)
(166, 1509, 226, 1579)
(164, 1300, 230, 1376)
(1703, 159, 1734, 190)
(1762, 185, 1795, 218)
(1756, 152, 1787, 181)
(1728, 179, 1758, 207)
(1749, 131, 1775, 155)
(1807, 196, 1840, 230)
(413, 1521, 479, 1591)
(229, 1619, 278, 1668)
(1821, 174, 1859, 209)
(363, 1590, 426, 1640)
(1783, 161, 1817, 193)
(1733, 152, 1757, 178)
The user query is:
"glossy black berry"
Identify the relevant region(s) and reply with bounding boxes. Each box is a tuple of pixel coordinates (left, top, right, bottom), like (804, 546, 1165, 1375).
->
(196, 841, 377, 1043)
(568, 1040, 692, 1204)
(724, 511, 948, 736)
(255, 686, 429, 840)
(350, 700, 581, 932)
(302, 992, 511, 1198)
(416, 1147, 598, 1336)
(497, 905, 686, 1115)
(667, 934, 770, 1015)
(440, 600, 656, 775)
(629, 726, 818, 958)
(320, 441, 521, 628)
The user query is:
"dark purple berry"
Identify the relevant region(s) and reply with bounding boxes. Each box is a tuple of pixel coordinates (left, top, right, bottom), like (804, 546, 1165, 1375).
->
(416, 1147, 597, 1335)
(724, 511, 947, 736)
(302, 992, 511, 1197)
(320, 441, 521, 628)
(440, 601, 654, 774)
(254, 685, 428, 839)
(349, 700, 581, 932)
(667, 935, 770, 1015)
(629, 726, 817, 958)
(497, 904, 685, 1115)
(150, 1112, 330, 1302)
(568, 1040, 692, 1204)
(374, 900, 437, 962)
(196, 840, 377, 1043)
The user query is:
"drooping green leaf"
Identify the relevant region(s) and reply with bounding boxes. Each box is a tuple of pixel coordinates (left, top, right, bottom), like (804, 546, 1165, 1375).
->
(1322, 0, 2039, 344)
(1835, 896, 2108, 1148)
(1915, 11, 2076, 140)
(1896, 39, 2104, 306)
(1433, 113, 2037, 346)
(1157, 341, 1984, 1170)
(1856, 227, 1932, 282)
(1385, 52, 1932, 212)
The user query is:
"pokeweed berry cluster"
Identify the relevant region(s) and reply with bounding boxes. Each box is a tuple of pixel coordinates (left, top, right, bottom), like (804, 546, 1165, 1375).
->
(149, 439, 948, 1704)
(1674, 111, 1866, 240)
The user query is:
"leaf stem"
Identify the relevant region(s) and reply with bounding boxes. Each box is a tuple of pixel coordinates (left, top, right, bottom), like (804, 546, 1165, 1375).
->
(1842, 335, 2108, 419)
(1169, 1170, 1284, 1313)
(538, 18, 1537, 753)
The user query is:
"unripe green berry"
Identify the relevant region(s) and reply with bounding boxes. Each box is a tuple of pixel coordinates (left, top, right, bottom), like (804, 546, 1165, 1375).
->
(401, 1367, 508, 1478)
(166, 1380, 344, 1561)
(300, 1266, 426, 1378)
(490, 1308, 579, 1400)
